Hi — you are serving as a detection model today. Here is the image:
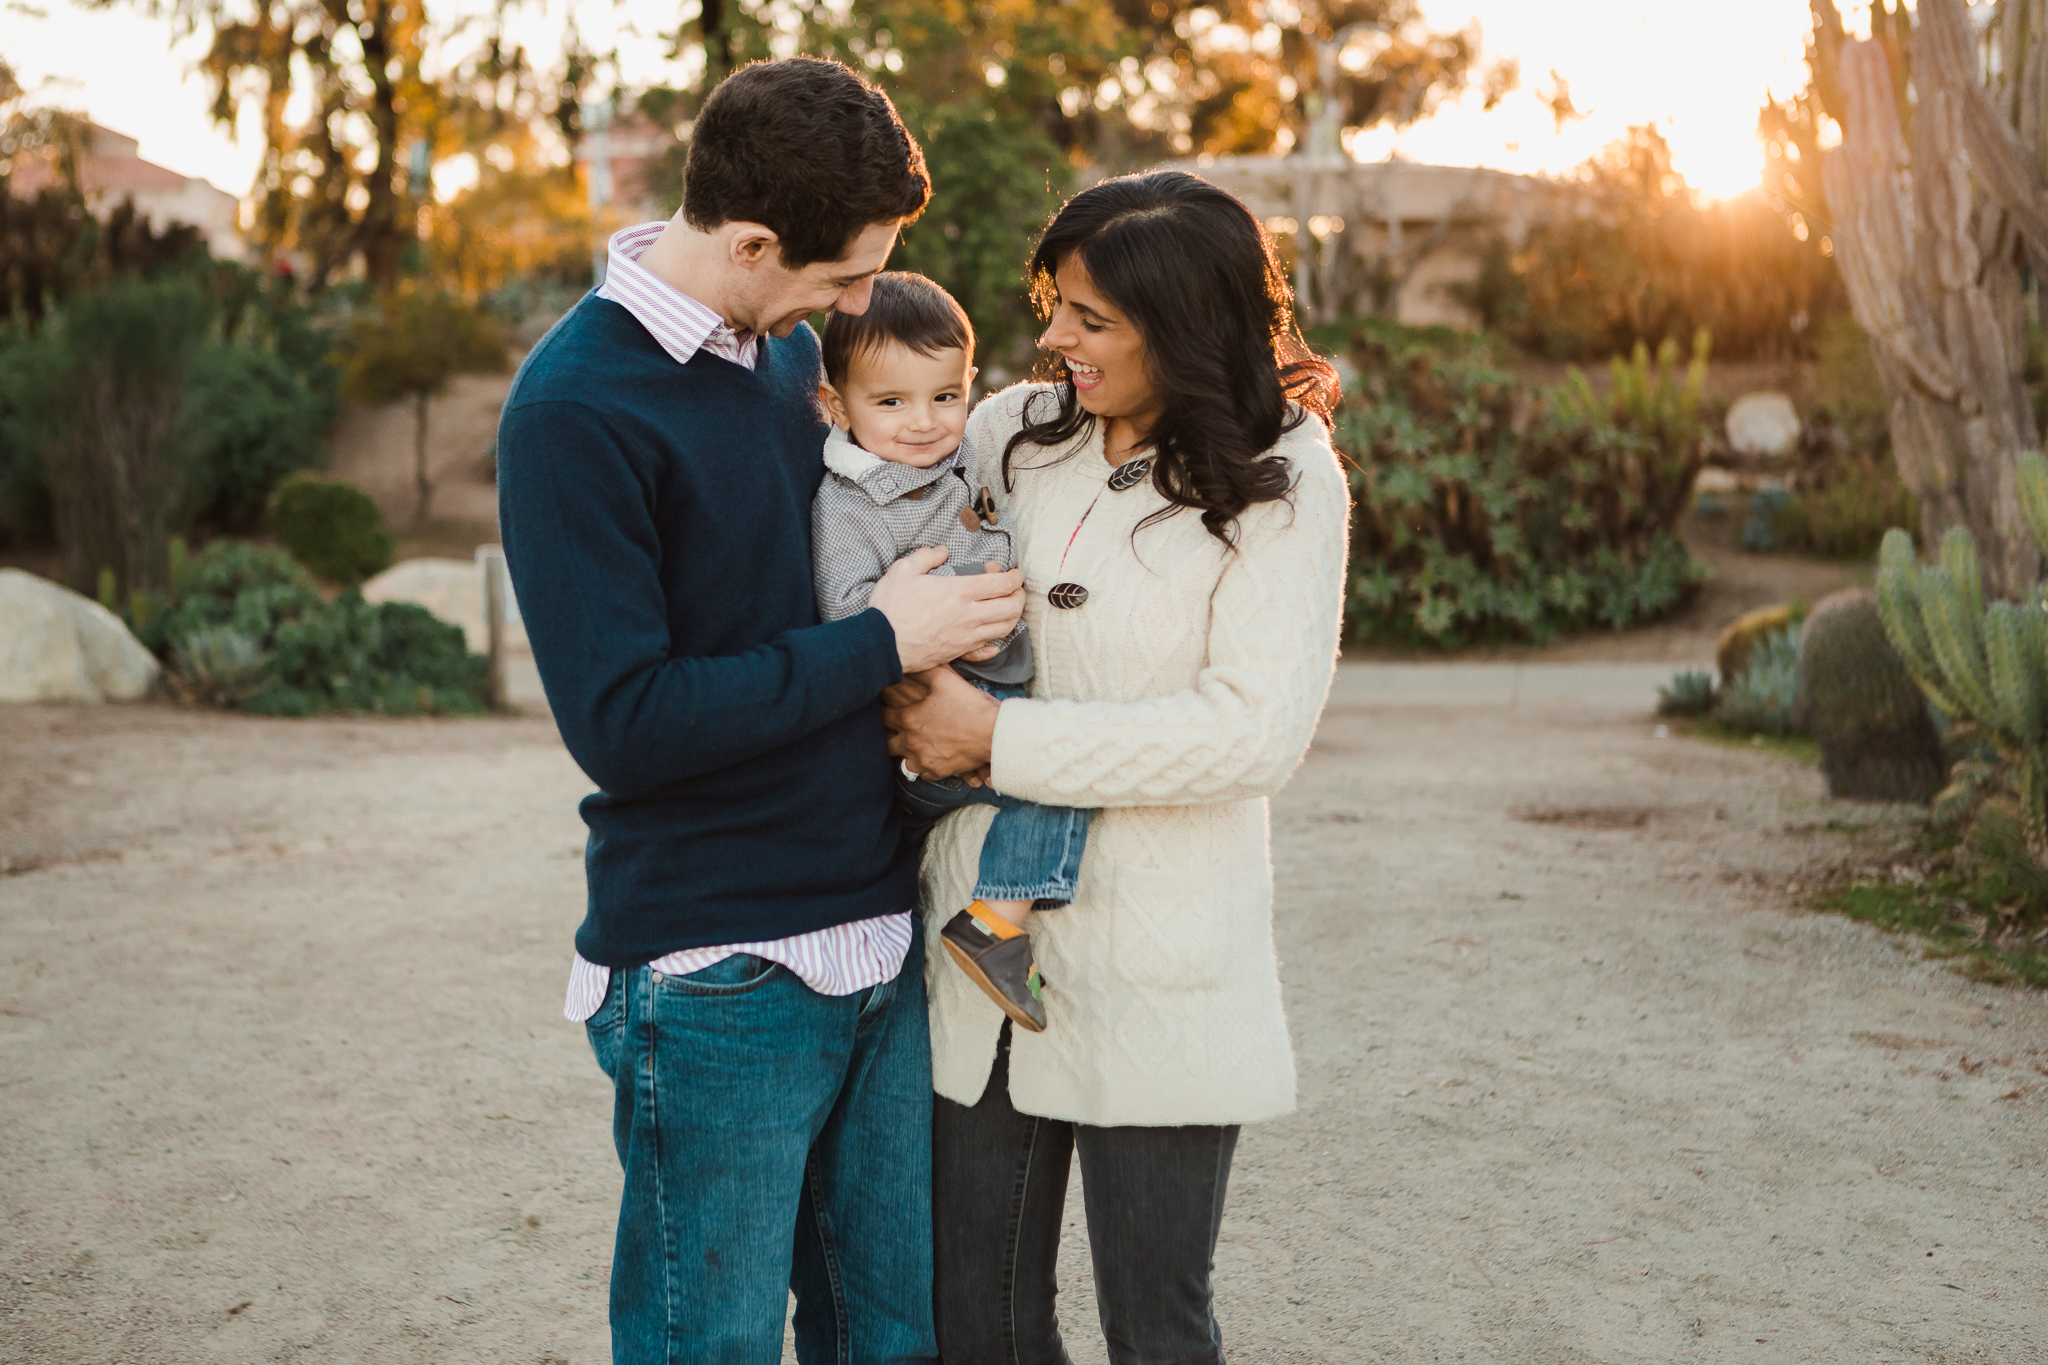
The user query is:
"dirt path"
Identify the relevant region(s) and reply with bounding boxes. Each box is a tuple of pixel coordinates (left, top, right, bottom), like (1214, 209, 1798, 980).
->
(2, 673, 2042, 1365)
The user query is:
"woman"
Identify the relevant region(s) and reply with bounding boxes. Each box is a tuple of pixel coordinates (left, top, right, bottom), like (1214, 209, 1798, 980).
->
(885, 169, 1349, 1362)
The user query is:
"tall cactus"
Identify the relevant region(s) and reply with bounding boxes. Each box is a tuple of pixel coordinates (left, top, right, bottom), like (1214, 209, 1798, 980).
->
(1877, 453, 2048, 847)
(1821, 0, 2048, 598)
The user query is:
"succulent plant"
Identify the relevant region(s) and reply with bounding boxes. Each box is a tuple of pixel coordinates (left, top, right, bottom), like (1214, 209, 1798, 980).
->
(1716, 602, 1799, 690)
(1715, 624, 1803, 736)
(1876, 453, 2048, 841)
(1656, 669, 1716, 717)
(1795, 587, 1944, 802)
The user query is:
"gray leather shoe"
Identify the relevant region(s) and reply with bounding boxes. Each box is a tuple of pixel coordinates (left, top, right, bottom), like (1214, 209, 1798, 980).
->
(939, 909, 1047, 1033)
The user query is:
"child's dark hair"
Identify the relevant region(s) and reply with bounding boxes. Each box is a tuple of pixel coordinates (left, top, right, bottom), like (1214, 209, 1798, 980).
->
(821, 272, 975, 387)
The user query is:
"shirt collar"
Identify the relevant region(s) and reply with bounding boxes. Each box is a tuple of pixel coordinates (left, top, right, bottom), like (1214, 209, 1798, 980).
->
(595, 222, 760, 370)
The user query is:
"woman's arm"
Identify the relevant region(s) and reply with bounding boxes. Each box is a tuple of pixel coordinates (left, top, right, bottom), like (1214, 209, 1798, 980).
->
(987, 433, 1348, 809)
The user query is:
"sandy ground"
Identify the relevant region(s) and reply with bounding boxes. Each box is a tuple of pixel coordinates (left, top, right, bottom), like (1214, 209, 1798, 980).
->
(2, 665, 2041, 1364)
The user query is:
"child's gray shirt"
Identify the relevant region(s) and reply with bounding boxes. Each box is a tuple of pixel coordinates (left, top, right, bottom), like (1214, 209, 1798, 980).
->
(811, 426, 1031, 686)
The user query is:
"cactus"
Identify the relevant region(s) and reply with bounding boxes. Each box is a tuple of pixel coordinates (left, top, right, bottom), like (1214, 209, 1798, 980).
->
(1795, 588, 1944, 802)
(1820, 0, 2048, 598)
(1876, 454, 2048, 844)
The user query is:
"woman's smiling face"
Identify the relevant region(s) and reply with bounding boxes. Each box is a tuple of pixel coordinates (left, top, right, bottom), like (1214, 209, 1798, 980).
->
(1040, 252, 1163, 439)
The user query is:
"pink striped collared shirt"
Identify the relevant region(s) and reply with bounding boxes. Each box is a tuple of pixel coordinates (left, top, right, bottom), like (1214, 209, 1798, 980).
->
(564, 222, 914, 1023)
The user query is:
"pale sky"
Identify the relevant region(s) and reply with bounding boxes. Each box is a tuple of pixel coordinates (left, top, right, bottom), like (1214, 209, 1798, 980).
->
(0, 0, 1847, 204)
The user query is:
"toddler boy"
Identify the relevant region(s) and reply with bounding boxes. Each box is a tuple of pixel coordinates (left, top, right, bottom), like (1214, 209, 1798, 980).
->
(812, 272, 1093, 1033)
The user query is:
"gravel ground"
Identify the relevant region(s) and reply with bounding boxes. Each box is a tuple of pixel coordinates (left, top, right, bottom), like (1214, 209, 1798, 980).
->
(1, 672, 2042, 1365)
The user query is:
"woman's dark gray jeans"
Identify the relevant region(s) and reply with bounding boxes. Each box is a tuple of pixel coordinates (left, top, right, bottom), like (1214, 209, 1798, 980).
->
(932, 1025, 1239, 1365)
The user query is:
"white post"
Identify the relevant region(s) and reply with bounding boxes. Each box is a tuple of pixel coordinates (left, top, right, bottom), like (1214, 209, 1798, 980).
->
(477, 545, 508, 713)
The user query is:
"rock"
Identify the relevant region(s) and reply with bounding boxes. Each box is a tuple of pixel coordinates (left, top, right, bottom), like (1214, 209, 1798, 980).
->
(0, 569, 160, 703)
(1725, 391, 1802, 458)
(1795, 587, 1944, 803)
(360, 555, 525, 653)
(1716, 602, 1798, 688)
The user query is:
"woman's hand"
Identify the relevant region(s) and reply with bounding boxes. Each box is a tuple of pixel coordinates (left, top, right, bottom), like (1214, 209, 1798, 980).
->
(884, 667, 1001, 783)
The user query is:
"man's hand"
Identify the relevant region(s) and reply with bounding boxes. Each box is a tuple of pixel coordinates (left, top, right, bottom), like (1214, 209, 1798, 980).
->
(869, 547, 1024, 674)
(884, 666, 1001, 781)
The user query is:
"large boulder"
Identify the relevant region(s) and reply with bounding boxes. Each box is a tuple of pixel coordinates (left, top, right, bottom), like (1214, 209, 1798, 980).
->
(360, 555, 525, 653)
(0, 569, 160, 703)
(1794, 586, 1944, 803)
(1726, 391, 1801, 458)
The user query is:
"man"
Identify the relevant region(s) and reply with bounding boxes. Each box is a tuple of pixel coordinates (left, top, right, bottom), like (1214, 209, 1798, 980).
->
(496, 58, 1022, 1365)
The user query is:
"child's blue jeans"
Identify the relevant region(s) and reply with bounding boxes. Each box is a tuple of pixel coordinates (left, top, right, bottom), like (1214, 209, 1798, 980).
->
(894, 682, 1096, 908)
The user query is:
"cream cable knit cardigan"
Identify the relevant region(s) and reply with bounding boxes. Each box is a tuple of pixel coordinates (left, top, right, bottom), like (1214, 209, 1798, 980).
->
(921, 383, 1349, 1128)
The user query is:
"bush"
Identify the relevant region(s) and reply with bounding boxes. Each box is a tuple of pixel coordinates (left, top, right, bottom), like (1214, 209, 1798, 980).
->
(1771, 451, 1916, 560)
(0, 255, 338, 558)
(142, 539, 485, 716)
(4, 274, 215, 596)
(264, 475, 395, 587)
(1339, 327, 1711, 647)
(186, 346, 333, 531)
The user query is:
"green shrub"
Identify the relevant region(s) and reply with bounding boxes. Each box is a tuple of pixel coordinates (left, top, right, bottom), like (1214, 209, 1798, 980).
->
(141, 539, 484, 716)
(186, 346, 332, 531)
(248, 593, 485, 717)
(1657, 669, 1716, 716)
(1772, 452, 1917, 560)
(263, 475, 395, 587)
(1339, 329, 1711, 647)
(0, 257, 339, 557)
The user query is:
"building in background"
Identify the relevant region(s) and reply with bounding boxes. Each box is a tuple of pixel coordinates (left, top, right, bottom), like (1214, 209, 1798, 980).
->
(9, 122, 243, 260)
(1156, 156, 1568, 329)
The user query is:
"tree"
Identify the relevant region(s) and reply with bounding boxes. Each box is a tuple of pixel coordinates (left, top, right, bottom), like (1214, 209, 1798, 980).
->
(343, 291, 508, 524)
(622, 0, 1489, 364)
(1821, 0, 2048, 597)
(98, 0, 594, 294)
(1457, 126, 1839, 363)
(5, 275, 215, 596)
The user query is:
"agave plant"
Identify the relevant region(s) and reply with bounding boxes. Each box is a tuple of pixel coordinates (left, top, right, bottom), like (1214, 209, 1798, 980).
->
(170, 625, 273, 707)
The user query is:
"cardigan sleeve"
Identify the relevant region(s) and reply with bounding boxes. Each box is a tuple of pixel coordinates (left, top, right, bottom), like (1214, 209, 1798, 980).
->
(988, 426, 1350, 809)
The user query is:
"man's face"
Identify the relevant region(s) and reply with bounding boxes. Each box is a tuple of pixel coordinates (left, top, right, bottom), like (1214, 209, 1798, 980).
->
(733, 220, 902, 338)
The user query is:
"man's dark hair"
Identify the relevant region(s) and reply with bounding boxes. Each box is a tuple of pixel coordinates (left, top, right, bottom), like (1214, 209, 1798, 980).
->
(821, 273, 974, 386)
(683, 58, 930, 269)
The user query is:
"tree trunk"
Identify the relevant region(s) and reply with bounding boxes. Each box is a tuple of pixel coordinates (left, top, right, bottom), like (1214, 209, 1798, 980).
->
(350, 0, 405, 293)
(413, 390, 433, 526)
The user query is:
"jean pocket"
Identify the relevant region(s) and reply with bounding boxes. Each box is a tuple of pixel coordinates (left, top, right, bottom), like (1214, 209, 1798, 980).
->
(658, 953, 781, 997)
(584, 977, 627, 1080)
(1108, 862, 1234, 991)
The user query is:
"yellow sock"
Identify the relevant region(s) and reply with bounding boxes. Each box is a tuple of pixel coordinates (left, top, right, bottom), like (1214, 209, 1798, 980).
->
(965, 900, 1024, 939)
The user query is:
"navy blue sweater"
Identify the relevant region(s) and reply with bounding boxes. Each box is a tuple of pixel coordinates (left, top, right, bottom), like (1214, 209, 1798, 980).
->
(496, 295, 916, 967)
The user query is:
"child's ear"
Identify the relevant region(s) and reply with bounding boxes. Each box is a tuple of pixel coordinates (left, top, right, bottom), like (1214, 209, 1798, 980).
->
(817, 381, 850, 428)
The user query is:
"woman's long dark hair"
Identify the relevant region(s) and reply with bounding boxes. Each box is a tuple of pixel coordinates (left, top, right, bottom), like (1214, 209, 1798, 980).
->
(1004, 170, 1340, 546)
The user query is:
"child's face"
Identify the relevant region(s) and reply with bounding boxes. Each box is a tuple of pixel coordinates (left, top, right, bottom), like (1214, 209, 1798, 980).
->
(819, 342, 977, 468)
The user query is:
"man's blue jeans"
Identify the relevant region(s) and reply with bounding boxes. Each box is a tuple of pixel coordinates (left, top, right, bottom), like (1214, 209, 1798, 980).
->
(583, 923, 937, 1365)
(895, 684, 1096, 908)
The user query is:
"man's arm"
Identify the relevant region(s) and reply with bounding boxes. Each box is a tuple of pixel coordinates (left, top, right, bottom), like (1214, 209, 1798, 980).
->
(499, 400, 1021, 795)
(500, 398, 909, 795)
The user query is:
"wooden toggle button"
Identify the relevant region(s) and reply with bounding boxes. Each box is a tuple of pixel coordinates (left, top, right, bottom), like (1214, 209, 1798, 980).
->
(1047, 582, 1089, 609)
(1107, 458, 1152, 492)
